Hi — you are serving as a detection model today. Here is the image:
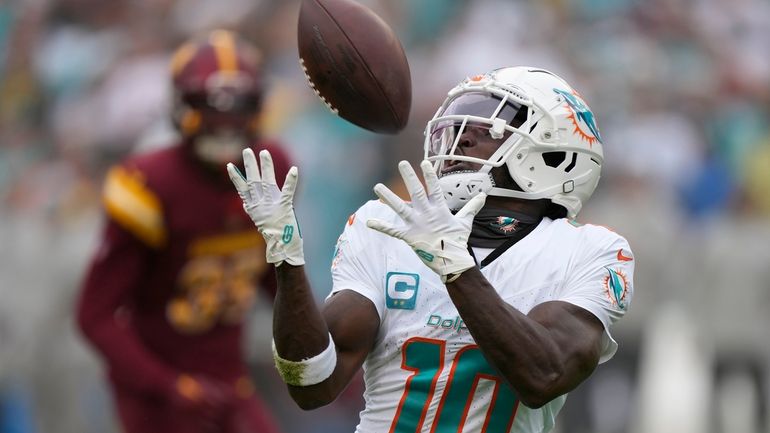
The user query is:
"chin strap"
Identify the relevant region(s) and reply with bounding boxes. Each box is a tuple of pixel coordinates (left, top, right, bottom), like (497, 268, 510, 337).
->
(440, 167, 590, 220)
(439, 171, 495, 211)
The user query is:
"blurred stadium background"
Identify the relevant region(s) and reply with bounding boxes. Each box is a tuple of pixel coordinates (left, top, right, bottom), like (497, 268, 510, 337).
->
(1, 0, 769, 432)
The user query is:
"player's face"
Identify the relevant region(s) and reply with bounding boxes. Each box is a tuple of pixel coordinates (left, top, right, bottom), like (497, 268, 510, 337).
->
(428, 91, 523, 178)
(192, 108, 258, 166)
(439, 125, 511, 175)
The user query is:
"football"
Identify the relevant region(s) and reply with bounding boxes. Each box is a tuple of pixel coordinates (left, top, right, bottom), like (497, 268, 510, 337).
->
(297, 0, 412, 134)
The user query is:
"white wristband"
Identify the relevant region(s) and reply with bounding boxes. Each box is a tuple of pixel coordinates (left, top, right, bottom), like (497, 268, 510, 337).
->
(272, 333, 337, 386)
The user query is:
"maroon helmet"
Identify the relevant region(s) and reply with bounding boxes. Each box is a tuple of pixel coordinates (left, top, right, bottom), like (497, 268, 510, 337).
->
(170, 30, 264, 165)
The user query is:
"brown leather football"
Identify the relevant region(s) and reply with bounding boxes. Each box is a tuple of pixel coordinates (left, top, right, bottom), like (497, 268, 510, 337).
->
(297, 0, 412, 134)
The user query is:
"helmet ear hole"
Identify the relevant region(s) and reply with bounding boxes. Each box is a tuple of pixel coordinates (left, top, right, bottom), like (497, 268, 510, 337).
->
(564, 152, 578, 172)
(541, 152, 579, 172)
(542, 151, 566, 167)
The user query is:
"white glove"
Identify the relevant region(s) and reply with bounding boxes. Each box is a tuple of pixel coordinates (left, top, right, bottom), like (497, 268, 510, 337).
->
(366, 160, 486, 282)
(227, 149, 304, 266)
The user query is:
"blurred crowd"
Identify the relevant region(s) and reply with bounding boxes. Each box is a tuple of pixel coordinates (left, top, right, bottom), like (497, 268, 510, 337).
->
(1, 0, 769, 432)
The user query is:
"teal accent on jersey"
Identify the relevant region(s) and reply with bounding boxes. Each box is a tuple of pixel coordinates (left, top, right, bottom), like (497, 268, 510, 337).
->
(281, 225, 294, 244)
(426, 314, 467, 333)
(607, 268, 627, 310)
(415, 249, 434, 262)
(386, 272, 420, 310)
(432, 347, 519, 432)
(391, 340, 520, 432)
(391, 339, 444, 433)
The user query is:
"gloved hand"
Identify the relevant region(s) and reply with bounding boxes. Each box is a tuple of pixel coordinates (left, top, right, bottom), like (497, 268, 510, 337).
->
(170, 374, 233, 428)
(227, 149, 304, 266)
(366, 160, 486, 282)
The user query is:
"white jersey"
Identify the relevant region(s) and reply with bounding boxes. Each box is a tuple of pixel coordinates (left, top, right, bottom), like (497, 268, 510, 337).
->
(328, 200, 634, 433)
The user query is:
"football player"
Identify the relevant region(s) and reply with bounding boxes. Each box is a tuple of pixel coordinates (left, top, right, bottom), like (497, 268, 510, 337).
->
(77, 30, 287, 433)
(228, 67, 634, 432)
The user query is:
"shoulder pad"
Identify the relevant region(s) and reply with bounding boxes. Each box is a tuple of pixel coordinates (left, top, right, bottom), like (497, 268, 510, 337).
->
(103, 165, 166, 248)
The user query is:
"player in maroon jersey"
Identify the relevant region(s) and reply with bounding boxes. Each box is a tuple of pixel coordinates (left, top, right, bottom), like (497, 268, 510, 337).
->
(77, 30, 287, 433)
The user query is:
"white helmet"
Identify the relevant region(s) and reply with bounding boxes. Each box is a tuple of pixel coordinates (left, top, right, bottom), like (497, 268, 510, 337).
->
(424, 66, 603, 219)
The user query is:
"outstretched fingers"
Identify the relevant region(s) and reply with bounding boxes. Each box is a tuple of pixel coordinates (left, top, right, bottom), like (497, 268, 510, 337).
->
(227, 163, 248, 194)
(420, 160, 445, 204)
(366, 219, 405, 241)
(280, 167, 299, 205)
(456, 192, 487, 220)
(259, 150, 277, 185)
(398, 161, 428, 206)
(373, 183, 412, 221)
(242, 148, 261, 183)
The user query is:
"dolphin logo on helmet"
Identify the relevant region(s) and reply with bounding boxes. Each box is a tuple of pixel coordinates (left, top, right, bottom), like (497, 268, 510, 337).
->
(423, 66, 604, 219)
(552, 88, 602, 146)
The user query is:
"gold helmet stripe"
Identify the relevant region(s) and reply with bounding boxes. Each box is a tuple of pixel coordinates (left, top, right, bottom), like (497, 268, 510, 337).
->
(210, 30, 238, 73)
(170, 41, 198, 78)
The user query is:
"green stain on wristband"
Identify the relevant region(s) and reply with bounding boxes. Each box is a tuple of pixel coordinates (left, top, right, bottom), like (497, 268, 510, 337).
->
(274, 356, 306, 386)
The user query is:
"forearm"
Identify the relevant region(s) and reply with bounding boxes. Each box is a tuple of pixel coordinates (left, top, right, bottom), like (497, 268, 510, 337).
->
(229, 151, 377, 408)
(273, 264, 330, 361)
(446, 268, 565, 406)
(78, 310, 177, 395)
(272, 265, 382, 410)
(77, 225, 178, 396)
(273, 264, 348, 409)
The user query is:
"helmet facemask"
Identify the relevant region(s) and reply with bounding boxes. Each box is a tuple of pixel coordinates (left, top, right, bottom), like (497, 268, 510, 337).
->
(423, 68, 604, 219)
(170, 30, 264, 167)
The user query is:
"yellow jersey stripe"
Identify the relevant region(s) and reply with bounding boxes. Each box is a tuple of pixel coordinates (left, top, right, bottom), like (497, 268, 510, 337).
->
(103, 166, 166, 248)
(189, 231, 265, 257)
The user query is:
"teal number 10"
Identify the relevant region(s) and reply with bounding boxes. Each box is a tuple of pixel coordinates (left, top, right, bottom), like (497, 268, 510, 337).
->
(389, 337, 520, 433)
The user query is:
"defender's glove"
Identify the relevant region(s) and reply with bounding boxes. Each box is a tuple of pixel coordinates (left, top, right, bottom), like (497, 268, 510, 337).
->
(170, 374, 232, 425)
(366, 160, 486, 283)
(227, 149, 304, 266)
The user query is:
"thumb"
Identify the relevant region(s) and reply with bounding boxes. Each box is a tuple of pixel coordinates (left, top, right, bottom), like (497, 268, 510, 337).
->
(455, 192, 487, 220)
(280, 167, 299, 205)
(366, 219, 405, 240)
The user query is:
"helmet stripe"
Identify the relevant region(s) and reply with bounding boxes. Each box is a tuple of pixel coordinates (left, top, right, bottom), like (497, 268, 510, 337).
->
(210, 30, 238, 73)
(170, 41, 197, 77)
